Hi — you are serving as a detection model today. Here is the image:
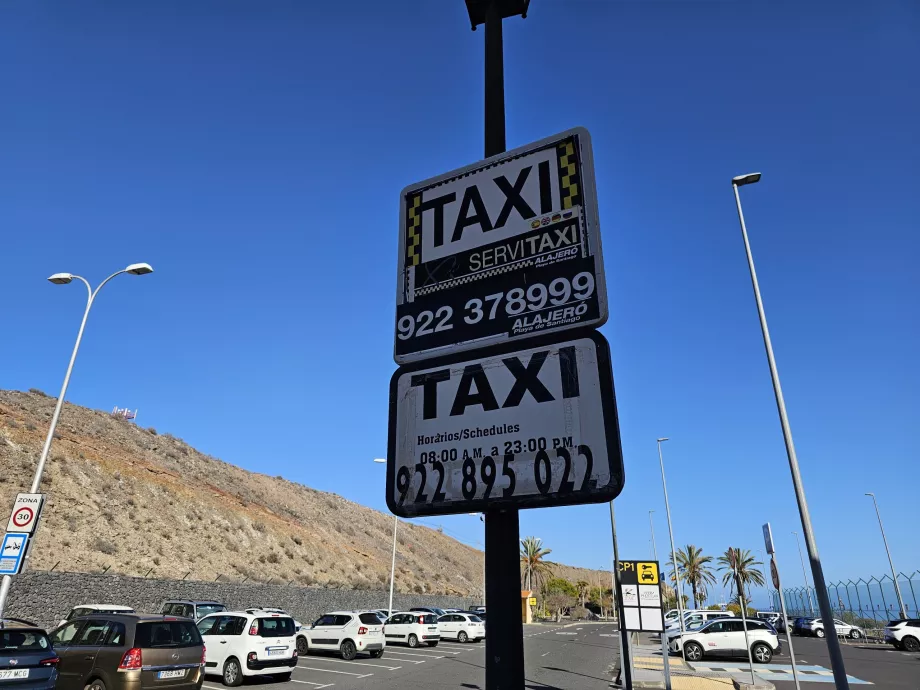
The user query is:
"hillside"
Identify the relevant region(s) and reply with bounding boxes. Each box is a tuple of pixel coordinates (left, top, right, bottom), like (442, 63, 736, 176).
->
(0, 389, 609, 597)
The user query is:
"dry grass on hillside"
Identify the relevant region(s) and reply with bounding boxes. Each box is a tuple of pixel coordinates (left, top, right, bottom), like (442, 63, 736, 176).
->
(0, 390, 610, 596)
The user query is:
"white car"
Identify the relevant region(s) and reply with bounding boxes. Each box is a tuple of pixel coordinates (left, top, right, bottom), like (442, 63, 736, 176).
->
(197, 610, 298, 686)
(246, 608, 304, 631)
(804, 618, 865, 639)
(384, 611, 441, 648)
(670, 618, 781, 663)
(438, 613, 485, 643)
(303, 611, 385, 659)
(884, 619, 920, 651)
(58, 604, 135, 627)
(666, 610, 731, 632)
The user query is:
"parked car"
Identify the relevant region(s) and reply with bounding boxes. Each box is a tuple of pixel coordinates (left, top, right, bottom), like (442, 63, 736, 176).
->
(58, 605, 135, 628)
(883, 619, 920, 652)
(301, 612, 384, 660)
(803, 618, 864, 639)
(161, 601, 226, 622)
(245, 609, 303, 632)
(197, 610, 297, 686)
(49, 613, 204, 690)
(383, 612, 440, 648)
(669, 618, 780, 663)
(409, 607, 447, 617)
(666, 610, 732, 632)
(0, 618, 59, 690)
(792, 617, 815, 635)
(437, 613, 484, 643)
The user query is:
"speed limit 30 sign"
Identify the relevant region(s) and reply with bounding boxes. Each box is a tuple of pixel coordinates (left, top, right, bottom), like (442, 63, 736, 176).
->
(386, 330, 624, 517)
(394, 127, 606, 363)
(6, 493, 44, 534)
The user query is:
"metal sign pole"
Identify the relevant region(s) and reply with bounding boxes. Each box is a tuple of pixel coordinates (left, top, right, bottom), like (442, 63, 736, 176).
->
(773, 556, 801, 690)
(609, 501, 633, 689)
(482, 4, 523, 688)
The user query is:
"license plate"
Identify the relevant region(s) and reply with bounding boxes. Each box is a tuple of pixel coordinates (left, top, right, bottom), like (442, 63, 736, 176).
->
(157, 670, 185, 679)
(266, 649, 286, 656)
(427, 627, 436, 631)
(0, 670, 29, 680)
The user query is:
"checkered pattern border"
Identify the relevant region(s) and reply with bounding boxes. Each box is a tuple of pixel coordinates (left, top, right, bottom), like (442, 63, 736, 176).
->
(406, 193, 422, 267)
(414, 260, 534, 296)
(557, 138, 581, 210)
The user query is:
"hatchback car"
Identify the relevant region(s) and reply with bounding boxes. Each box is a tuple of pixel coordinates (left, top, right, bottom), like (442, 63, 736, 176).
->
(437, 613, 485, 643)
(670, 618, 780, 663)
(883, 619, 920, 651)
(49, 614, 204, 690)
(58, 606, 135, 629)
(197, 610, 297, 686)
(408, 607, 446, 617)
(803, 618, 864, 639)
(160, 601, 226, 622)
(384, 612, 440, 648)
(0, 618, 59, 690)
(302, 612, 384, 660)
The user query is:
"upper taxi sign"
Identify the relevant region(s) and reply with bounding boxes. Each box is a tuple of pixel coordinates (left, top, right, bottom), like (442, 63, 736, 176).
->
(394, 127, 607, 363)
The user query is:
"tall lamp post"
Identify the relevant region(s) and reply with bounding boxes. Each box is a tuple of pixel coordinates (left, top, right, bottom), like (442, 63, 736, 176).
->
(791, 531, 815, 616)
(373, 459, 398, 617)
(0, 263, 154, 618)
(732, 172, 849, 688)
(865, 493, 906, 618)
(469, 513, 486, 607)
(656, 438, 685, 637)
(649, 510, 658, 562)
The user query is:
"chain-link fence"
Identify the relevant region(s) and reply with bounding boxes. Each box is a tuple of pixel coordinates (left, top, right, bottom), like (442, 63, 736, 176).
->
(771, 570, 919, 639)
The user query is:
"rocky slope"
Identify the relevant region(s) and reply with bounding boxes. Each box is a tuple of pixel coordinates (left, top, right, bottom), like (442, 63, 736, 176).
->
(0, 390, 608, 596)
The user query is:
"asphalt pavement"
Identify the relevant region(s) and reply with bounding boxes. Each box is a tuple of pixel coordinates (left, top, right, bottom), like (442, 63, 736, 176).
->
(201, 622, 619, 690)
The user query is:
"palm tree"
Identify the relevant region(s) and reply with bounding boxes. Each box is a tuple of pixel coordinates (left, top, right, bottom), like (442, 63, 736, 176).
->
(520, 536, 554, 594)
(667, 545, 716, 608)
(576, 580, 589, 607)
(717, 548, 765, 602)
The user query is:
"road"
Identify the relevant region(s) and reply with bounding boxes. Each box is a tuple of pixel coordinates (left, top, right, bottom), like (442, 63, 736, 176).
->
(201, 623, 618, 690)
(685, 635, 920, 688)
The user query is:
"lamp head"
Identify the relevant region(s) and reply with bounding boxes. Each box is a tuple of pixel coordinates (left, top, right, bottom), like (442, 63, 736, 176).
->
(373, 458, 386, 464)
(125, 262, 154, 275)
(865, 492, 874, 497)
(732, 172, 762, 187)
(657, 437, 669, 443)
(48, 273, 74, 285)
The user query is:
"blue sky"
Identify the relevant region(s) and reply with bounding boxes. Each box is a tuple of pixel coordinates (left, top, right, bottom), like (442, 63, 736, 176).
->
(2, 1, 917, 606)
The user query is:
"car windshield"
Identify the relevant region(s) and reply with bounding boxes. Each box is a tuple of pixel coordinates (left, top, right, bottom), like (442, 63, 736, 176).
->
(197, 604, 226, 617)
(0, 631, 50, 651)
(257, 617, 296, 636)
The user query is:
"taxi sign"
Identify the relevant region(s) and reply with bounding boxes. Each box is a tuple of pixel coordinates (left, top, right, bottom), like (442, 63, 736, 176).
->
(528, 597, 537, 606)
(0, 533, 28, 575)
(617, 560, 664, 632)
(6, 493, 44, 535)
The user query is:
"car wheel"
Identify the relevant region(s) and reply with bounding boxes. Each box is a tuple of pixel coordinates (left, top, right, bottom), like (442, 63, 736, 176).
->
(369, 650, 384, 658)
(222, 658, 243, 687)
(849, 629, 862, 639)
(296, 635, 309, 655)
(340, 640, 358, 661)
(752, 643, 773, 664)
(458, 631, 469, 643)
(815, 628, 825, 638)
(273, 673, 292, 682)
(408, 634, 419, 648)
(902, 636, 920, 652)
(684, 642, 704, 662)
(85, 678, 106, 690)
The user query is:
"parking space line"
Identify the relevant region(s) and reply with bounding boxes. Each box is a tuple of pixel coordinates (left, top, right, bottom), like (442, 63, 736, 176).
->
(383, 650, 444, 659)
(295, 664, 372, 678)
(300, 657, 401, 671)
(290, 682, 334, 688)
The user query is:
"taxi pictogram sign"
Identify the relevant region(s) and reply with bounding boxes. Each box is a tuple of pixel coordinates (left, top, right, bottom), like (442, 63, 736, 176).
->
(617, 560, 664, 632)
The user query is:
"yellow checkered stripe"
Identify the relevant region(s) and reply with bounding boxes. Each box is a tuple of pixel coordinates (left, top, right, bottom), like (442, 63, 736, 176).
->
(406, 194, 422, 267)
(557, 138, 581, 210)
(415, 260, 534, 297)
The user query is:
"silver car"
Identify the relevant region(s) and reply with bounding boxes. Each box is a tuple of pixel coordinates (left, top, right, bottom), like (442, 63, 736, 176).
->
(804, 618, 864, 639)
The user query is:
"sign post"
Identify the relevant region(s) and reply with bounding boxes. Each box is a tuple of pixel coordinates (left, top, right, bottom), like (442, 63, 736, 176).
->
(729, 548, 758, 687)
(764, 524, 801, 690)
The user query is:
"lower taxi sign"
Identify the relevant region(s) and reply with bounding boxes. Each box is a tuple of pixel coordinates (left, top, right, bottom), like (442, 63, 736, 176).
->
(0, 533, 29, 576)
(617, 559, 664, 632)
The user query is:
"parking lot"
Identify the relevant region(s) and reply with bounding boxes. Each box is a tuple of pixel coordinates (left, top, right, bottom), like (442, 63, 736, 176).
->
(200, 623, 617, 690)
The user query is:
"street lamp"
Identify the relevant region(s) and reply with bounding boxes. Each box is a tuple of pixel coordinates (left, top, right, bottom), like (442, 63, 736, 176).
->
(865, 493, 906, 618)
(656, 438, 685, 640)
(469, 513, 486, 607)
(649, 510, 658, 562)
(0, 263, 154, 619)
(791, 531, 815, 616)
(732, 173, 849, 688)
(373, 458, 397, 618)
